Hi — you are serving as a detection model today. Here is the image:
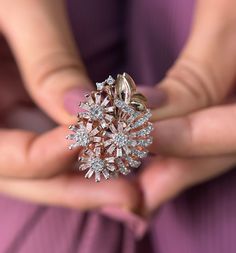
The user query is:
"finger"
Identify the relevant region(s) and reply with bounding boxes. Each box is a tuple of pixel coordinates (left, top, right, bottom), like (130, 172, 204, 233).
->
(0, 127, 79, 178)
(0, 174, 140, 211)
(0, 0, 92, 124)
(138, 154, 236, 214)
(100, 206, 148, 239)
(144, 0, 236, 121)
(151, 103, 236, 157)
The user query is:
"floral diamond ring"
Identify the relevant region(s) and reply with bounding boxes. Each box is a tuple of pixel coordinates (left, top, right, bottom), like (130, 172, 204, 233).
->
(66, 73, 153, 182)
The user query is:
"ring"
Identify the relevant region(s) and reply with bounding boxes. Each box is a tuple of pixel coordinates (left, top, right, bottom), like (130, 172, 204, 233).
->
(66, 73, 153, 182)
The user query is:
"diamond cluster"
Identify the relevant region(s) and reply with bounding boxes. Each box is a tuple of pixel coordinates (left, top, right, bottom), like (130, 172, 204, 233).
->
(67, 74, 153, 182)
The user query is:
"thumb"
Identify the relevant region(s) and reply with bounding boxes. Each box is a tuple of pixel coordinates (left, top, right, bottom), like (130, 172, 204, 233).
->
(0, 0, 92, 125)
(141, 0, 236, 121)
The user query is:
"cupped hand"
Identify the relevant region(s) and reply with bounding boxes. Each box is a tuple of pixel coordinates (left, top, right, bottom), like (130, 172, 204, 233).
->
(138, 0, 236, 215)
(0, 0, 140, 212)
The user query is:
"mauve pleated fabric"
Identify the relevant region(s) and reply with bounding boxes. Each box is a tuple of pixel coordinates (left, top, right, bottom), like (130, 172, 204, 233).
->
(1, 0, 236, 252)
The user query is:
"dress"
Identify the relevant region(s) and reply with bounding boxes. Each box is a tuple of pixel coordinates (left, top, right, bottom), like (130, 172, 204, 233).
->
(1, 1, 236, 253)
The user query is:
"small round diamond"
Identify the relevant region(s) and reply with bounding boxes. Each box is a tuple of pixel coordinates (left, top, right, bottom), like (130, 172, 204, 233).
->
(96, 82, 104, 90)
(74, 130, 89, 146)
(106, 75, 115, 85)
(90, 105, 104, 120)
(113, 133, 129, 147)
(90, 158, 105, 172)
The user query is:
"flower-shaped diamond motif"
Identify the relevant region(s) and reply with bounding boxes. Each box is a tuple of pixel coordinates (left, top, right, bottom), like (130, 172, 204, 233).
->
(66, 121, 101, 150)
(104, 112, 153, 174)
(104, 122, 135, 157)
(79, 92, 114, 128)
(67, 73, 154, 182)
(79, 148, 116, 182)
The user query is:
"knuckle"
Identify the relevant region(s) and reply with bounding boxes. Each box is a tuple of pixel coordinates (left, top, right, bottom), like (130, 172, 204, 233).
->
(29, 50, 85, 90)
(22, 137, 60, 179)
(166, 58, 220, 107)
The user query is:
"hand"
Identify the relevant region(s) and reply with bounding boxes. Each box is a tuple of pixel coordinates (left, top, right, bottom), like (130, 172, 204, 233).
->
(0, 0, 140, 212)
(138, 0, 236, 215)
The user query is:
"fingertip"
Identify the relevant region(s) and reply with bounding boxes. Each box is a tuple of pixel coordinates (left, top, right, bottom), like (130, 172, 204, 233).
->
(99, 178, 142, 211)
(63, 87, 92, 116)
(138, 85, 168, 109)
(100, 205, 148, 239)
(27, 126, 81, 177)
(41, 84, 93, 125)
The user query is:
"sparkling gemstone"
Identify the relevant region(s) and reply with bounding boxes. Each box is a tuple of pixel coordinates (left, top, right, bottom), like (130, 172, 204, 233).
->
(90, 158, 105, 172)
(117, 159, 130, 175)
(128, 139, 137, 147)
(132, 149, 148, 158)
(106, 75, 115, 85)
(114, 99, 136, 115)
(96, 82, 104, 90)
(114, 99, 123, 108)
(131, 123, 154, 137)
(125, 107, 134, 114)
(102, 169, 110, 179)
(126, 156, 141, 168)
(95, 172, 101, 182)
(131, 110, 152, 129)
(113, 133, 129, 147)
(90, 105, 104, 120)
(137, 137, 153, 147)
(74, 130, 89, 146)
(127, 111, 141, 123)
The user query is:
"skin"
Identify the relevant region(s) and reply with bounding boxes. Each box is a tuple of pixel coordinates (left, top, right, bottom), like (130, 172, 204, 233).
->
(0, 0, 236, 218)
(0, 0, 140, 212)
(138, 0, 236, 215)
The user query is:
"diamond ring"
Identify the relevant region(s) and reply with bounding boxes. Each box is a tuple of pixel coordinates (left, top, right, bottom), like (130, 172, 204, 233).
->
(66, 73, 153, 182)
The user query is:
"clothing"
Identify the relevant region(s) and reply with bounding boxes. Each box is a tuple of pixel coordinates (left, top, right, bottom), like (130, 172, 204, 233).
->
(1, 1, 236, 252)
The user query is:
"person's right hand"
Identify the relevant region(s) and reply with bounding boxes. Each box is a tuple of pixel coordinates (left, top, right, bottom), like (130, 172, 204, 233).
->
(0, 0, 140, 212)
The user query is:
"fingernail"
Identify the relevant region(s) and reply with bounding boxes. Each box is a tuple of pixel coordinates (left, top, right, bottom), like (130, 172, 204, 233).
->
(64, 87, 91, 115)
(138, 86, 167, 108)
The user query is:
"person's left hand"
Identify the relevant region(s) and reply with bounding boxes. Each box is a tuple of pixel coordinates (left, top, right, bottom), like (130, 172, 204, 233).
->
(137, 0, 236, 216)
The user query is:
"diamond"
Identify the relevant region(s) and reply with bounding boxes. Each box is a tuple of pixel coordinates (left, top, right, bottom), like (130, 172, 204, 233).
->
(102, 169, 110, 179)
(90, 105, 104, 120)
(130, 123, 153, 137)
(96, 82, 105, 90)
(117, 159, 130, 175)
(113, 133, 129, 147)
(126, 156, 141, 168)
(106, 75, 115, 85)
(90, 158, 105, 172)
(95, 172, 101, 182)
(127, 111, 141, 123)
(132, 149, 148, 158)
(137, 137, 153, 147)
(127, 139, 137, 147)
(114, 99, 124, 108)
(131, 110, 152, 129)
(66, 126, 90, 148)
(74, 130, 89, 146)
(114, 99, 135, 115)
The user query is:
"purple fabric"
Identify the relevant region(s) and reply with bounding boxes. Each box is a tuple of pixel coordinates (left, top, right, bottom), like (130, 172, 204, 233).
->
(1, 0, 236, 253)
